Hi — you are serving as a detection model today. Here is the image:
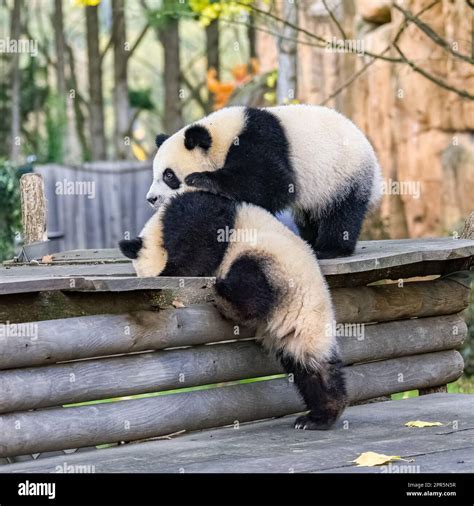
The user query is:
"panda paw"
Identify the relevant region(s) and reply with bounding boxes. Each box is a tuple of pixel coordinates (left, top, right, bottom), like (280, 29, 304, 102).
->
(294, 414, 334, 431)
(185, 172, 214, 190)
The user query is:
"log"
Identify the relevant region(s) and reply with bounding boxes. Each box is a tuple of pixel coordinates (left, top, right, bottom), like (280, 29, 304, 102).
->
(20, 173, 47, 244)
(0, 276, 468, 325)
(0, 287, 214, 324)
(332, 278, 469, 323)
(0, 314, 466, 413)
(0, 278, 469, 370)
(0, 351, 463, 458)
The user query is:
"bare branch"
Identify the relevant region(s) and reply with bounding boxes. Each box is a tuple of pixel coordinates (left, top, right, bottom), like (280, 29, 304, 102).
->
(240, 1, 403, 63)
(127, 23, 150, 60)
(321, 0, 346, 40)
(393, 41, 474, 100)
(393, 3, 474, 64)
(319, 0, 441, 105)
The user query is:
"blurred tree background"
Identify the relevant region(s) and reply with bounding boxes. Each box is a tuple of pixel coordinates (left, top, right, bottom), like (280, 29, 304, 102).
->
(0, 0, 473, 372)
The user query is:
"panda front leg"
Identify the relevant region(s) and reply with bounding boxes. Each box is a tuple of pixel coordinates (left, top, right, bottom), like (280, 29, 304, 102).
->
(279, 351, 348, 430)
(184, 169, 235, 201)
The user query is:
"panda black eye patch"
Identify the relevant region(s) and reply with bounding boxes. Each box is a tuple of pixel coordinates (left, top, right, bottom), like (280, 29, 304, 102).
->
(163, 169, 181, 189)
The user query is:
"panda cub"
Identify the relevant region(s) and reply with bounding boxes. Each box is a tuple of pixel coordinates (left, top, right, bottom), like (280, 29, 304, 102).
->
(119, 191, 348, 430)
(146, 104, 381, 259)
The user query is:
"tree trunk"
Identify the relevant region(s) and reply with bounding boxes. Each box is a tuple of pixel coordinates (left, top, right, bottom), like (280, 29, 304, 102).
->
(159, 19, 183, 133)
(206, 19, 219, 112)
(85, 5, 106, 160)
(112, 0, 131, 159)
(10, 0, 22, 162)
(276, 0, 298, 104)
(53, 0, 69, 163)
(247, 12, 257, 60)
(66, 43, 90, 161)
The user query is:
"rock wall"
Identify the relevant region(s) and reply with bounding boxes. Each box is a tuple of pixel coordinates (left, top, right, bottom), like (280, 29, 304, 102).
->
(256, 0, 474, 238)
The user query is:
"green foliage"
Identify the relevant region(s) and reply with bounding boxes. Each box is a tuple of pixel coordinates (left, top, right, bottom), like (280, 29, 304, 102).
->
(146, 0, 193, 29)
(189, 0, 252, 27)
(45, 93, 67, 163)
(0, 161, 23, 261)
(129, 88, 155, 111)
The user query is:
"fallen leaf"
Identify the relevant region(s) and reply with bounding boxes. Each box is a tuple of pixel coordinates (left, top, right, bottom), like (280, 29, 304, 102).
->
(172, 300, 185, 308)
(405, 420, 444, 428)
(353, 452, 402, 467)
(41, 255, 53, 264)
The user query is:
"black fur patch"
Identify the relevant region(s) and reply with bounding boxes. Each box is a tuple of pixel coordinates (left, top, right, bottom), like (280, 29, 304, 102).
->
(185, 107, 295, 214)
(184, 125, 212, 151)
(294, 174, 372, 259)
(160, 192, 237, 276)
(163, 168, 181, 190)
(279, 350, 348, 430)
(155, 134, 170, 149)
(215, 255, 279, 325)
(118, 237, 143, 260)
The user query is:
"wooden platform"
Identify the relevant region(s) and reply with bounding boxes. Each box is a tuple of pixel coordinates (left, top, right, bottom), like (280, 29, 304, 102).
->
(1, 238, 473, 293)
(3, 394, 473, 473)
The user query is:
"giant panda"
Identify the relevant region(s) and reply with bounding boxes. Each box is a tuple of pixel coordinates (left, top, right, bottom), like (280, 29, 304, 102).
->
(146, 104, 381, 259)
(119, 191, 348, 430)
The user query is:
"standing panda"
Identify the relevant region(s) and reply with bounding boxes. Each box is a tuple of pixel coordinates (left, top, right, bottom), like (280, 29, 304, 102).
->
(146, 104, 381, 259)
(119, 191, 348, 430)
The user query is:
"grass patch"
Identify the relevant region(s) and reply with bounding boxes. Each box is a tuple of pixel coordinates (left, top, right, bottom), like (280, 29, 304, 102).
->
(64, 374, 287, 408)
(391, 374, 474, 400)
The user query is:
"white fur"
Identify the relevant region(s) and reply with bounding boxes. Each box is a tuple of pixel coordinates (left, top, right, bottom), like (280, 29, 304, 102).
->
(148, 104, 381, 214)
(147, 107, 245, 209)
(216, 203, 336, 365)
(131, 200, 336, 366)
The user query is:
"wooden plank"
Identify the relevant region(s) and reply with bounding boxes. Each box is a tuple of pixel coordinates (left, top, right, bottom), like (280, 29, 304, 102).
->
(1, 238, 473, 291)
(3, 394, 472, 473)
(0, 351, 463, 458)
(0, 315, 465, 413)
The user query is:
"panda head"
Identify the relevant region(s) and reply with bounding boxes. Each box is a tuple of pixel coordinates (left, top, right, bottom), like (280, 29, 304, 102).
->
(118, 212, 168, 277)
(146, 125, 214, 210)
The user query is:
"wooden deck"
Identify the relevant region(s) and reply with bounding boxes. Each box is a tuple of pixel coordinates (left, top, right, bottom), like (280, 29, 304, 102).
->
(3, 394, 473, 473)
(1, 237, 473, 293)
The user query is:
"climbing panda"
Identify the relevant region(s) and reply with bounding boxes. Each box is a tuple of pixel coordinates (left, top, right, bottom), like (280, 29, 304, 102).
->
(119, 191, 348, 430)
(146, 104, 381, 259)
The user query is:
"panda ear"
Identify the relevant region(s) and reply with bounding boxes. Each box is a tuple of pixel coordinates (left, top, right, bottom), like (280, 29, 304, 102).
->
(155, 134, 170, 149)
(184, 125, 212, 151)
(119, 237, 143, 260)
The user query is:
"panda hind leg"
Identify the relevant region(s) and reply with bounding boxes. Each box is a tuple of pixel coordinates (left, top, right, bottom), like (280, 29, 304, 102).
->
(279, 351, 348, 430)
(214, 255, 279, 327)
(313, 181, 371, 259)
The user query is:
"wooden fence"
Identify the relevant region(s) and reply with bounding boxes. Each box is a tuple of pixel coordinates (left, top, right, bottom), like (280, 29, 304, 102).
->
(34, 162, 154, 251)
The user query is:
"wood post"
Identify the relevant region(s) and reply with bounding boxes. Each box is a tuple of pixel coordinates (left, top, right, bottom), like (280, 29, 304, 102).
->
(20, 173, 47, 244)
